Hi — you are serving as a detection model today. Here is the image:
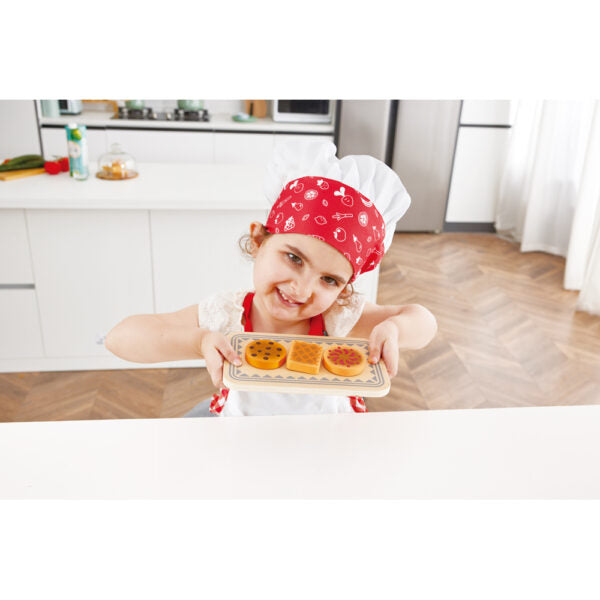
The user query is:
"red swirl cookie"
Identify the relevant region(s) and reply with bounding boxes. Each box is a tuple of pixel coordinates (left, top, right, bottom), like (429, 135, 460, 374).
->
(323, 345, 367, 377)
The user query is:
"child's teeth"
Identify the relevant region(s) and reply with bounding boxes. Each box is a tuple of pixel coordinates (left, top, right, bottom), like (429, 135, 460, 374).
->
(280, 289, 295, 303)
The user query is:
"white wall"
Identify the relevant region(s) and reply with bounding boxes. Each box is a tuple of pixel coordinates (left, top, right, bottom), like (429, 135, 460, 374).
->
(0, 100, 41, 159)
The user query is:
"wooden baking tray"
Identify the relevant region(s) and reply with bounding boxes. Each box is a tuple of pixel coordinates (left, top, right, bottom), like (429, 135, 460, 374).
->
(222, 332, 390, 397)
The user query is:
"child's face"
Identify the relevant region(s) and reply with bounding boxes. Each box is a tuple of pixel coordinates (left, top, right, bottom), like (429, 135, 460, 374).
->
(250, 222, 354, 323)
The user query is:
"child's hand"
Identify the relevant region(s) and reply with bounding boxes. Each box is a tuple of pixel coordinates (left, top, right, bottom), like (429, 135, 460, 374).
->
(199, 332, 243, 389)
(367, 320, 399, 377)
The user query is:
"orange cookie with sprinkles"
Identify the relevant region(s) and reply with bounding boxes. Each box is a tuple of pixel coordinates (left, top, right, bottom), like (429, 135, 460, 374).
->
(244, 339, 287, 370)
(323, 344, 367, 377)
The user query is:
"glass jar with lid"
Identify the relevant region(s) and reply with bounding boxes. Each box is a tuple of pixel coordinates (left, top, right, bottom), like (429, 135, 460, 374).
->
(96, 143, 138, 180)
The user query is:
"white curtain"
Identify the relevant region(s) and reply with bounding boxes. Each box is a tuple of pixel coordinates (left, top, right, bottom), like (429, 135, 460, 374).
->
(495, 100, 600, 315)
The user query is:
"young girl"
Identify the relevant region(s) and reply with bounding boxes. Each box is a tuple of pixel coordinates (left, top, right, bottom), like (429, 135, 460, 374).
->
(105, 141, 437, 417)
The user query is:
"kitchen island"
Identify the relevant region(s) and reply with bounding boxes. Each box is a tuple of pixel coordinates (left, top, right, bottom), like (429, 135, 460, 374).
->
(0, 163, 379, 373)
(1, 404, 599, 498)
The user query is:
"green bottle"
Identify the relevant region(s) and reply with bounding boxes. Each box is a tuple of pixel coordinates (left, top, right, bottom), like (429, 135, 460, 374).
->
(65, 123, 89, 180)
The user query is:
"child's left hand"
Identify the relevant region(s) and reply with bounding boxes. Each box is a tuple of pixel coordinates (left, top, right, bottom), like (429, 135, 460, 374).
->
(368, 320, 399, 377)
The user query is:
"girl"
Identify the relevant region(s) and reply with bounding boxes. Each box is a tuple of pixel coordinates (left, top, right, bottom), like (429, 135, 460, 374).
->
(105, 141, 437, 416)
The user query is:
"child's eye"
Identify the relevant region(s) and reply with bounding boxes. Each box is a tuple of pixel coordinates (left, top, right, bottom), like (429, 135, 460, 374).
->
(286, 252, 302, 265)
(285, 252, 338, 286)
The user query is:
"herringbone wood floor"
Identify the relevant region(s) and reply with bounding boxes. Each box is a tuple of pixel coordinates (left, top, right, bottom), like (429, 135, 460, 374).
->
(1, 233, 599, 422)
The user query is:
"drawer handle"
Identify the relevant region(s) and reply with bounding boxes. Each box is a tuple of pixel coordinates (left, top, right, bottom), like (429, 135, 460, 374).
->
(0, 284, 35, 289)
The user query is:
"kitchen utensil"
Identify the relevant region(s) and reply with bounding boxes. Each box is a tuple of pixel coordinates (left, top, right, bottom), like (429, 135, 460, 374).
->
(82, 99, 119, 117)
(0, 168, 46, 181)
(125, 100, 145, 110)
(96, 143, 138, 180)
(222, 332, 390, 397)
(232, 112, 256, 123)
(244, 100, 267, 118)
(177, 100, 204, 111)
(41, 100, 60, 118)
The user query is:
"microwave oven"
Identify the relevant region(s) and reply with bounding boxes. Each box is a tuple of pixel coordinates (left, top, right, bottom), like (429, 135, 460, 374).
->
(273, 100, 332, 123)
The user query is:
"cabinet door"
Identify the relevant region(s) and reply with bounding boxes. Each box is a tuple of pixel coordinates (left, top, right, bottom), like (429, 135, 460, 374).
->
(40, 127, 107, 162)
(0, 209, 34, 284)
(445, 127, 512, 223)
(26, 210, 154, 357)
(105, 129, 214, 163)
(0, 289, 44, 358)
(214, 132, 274, 166)
(150, 210, 265, 313)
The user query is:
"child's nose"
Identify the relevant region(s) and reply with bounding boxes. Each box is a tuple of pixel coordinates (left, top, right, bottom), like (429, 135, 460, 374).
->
(291, 274, 313, 302)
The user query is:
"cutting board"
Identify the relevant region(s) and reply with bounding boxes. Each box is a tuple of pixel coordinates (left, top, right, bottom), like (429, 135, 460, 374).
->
(0, 168, 46, 181)
(222, 332, 390, 397)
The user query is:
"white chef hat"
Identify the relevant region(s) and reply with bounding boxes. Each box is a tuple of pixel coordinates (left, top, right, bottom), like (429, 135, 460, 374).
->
(263, 139, 411, 254)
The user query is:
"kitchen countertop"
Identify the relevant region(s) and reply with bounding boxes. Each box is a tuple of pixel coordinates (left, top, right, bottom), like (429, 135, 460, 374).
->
(0, 163, 269, 210)
(39, 111, 336, 134)
(1, 405, 599, 498)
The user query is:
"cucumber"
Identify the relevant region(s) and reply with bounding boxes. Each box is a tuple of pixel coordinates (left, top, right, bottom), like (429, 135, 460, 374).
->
(0, 154, 45, 172)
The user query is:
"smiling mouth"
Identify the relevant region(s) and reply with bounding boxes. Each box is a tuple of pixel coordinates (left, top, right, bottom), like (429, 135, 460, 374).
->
(276, 287, 304, 307)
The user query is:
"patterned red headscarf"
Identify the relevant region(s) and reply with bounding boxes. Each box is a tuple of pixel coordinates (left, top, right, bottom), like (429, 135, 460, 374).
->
(265, 176, 386, 283)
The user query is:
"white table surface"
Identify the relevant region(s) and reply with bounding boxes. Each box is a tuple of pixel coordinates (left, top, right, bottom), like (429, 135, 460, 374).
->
(1, 405, 599, 499)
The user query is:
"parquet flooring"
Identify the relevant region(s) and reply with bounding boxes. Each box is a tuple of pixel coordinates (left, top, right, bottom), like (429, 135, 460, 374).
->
(1, 232, 599, 422)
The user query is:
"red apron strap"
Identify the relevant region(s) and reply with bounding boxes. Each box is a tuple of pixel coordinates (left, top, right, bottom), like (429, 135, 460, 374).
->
(242, 292, 255, 332)
(308, 312, 327, 336)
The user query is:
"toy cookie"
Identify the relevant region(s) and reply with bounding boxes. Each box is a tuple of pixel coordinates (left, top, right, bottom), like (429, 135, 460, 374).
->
(286, 340, 324, 375)
(323, 345, 367, 377)
(245, 339, 287, 370)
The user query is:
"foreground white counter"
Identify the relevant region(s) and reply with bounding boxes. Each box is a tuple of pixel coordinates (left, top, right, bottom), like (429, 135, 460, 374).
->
(1, 405, 599, 498)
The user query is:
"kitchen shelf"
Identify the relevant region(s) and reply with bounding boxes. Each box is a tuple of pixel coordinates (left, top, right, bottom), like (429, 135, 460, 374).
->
(39, 111, 335, 135)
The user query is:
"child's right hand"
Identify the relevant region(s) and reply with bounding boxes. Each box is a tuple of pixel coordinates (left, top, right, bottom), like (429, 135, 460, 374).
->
(199, 331, 243, 389)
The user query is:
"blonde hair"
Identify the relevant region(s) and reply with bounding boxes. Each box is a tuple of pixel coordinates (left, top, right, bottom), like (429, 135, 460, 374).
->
(238, 228, 355, 307)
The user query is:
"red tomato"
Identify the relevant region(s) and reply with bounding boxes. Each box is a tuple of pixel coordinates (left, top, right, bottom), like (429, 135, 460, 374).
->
(58, 157, 70, 172)
(44, 161, 61, 175)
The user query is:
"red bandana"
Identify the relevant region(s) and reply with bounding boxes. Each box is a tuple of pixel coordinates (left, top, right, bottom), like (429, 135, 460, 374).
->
(265, 176, 385, 282)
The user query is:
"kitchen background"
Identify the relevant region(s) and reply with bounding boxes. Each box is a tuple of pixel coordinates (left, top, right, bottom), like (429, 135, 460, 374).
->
(1, 98, 599, 419)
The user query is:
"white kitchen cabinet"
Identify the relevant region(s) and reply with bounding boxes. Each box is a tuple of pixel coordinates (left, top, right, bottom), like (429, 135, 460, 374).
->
(40, 127, 107, 163)
(460, 100, 515, 126)
(150, 209, 264, 313)
(214, 132, 275, 166)
(0, 209, 34, 284)
(445, 127, 512, 223)
(105, 129, 214, 163)
(0, 289, 44, 358)
(26, 210, 154, 357)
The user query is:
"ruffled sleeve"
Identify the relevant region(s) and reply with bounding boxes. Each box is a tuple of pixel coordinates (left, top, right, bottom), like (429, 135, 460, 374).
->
(323, 292, 367, 338)
(197, 289, 247, 334)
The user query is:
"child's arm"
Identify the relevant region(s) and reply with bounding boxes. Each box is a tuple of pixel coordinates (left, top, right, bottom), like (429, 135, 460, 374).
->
(348, 302, 437, 377)
(105, 305, 242, 387)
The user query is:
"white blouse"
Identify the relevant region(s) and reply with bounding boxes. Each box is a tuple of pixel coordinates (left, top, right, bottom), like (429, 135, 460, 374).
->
(197, 289, 367, 416)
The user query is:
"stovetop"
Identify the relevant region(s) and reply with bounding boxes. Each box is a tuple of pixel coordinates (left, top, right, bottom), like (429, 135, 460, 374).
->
(112, 106, 210, 122)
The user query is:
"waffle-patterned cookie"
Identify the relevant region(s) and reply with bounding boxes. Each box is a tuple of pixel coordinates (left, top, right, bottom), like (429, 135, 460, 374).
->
(245, 339, 287, 370)
(323, 345, 367, 377)
(286, 340, 324, 375)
